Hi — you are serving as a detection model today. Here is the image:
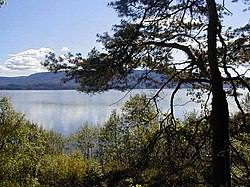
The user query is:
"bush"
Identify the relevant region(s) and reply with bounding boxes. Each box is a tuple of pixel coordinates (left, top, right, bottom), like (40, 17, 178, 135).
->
(0, 97, 47, 186)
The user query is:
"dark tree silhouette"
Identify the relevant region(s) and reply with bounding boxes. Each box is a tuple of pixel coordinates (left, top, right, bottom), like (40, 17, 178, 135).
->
(43, 0, 250, 186)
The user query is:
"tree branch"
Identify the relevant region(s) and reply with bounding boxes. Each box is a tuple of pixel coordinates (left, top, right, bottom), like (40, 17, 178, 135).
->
(143, 41, 196, 63)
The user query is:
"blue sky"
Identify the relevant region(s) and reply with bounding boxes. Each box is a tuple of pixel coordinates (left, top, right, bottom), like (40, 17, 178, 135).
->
(0, 0, 249, 77)
(0, 0, 119, 76)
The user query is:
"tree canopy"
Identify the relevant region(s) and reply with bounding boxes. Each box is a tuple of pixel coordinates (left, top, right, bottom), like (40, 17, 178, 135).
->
(44, 0, 249, 93)
(1, 93, 250, 186)
(43, 0, 249, 186)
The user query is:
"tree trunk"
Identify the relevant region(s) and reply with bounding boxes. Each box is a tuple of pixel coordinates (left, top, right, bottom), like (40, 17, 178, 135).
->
(206, 0, 231, 186)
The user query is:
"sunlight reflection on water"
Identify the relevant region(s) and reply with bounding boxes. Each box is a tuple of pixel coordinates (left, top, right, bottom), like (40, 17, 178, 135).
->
(0, 89, 247, 135)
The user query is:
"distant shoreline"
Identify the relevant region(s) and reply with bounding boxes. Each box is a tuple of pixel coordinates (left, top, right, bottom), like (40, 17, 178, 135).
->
(0, 71, 175, 90)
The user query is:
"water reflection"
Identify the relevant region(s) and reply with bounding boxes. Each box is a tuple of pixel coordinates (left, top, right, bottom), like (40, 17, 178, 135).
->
(0, 89, 247, 135)
(0, 90, 129, 135)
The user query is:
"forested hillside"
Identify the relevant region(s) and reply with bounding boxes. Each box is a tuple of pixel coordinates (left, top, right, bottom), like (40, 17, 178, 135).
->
(0, 71, 170, 90)
(0, 72, 76, 90)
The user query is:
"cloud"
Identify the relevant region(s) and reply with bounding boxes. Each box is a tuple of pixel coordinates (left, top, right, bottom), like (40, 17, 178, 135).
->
(5, 47, 54, 70)
(0, 47, 54, 77)
(0, 65, 8, 71)
(61, 47, 70, 52)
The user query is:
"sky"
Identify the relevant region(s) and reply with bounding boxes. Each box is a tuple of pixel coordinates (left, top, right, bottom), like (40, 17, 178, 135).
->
(0, 0, 119, 76)
(0, 0, 249, 77)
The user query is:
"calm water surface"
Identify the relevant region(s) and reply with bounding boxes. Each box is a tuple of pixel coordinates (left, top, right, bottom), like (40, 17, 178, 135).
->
(0, 89, 246, 135)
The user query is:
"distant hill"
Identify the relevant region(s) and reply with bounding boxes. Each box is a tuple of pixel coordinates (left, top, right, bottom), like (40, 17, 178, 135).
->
(0, 71, 173, 90)
(0, 72, 76, 90)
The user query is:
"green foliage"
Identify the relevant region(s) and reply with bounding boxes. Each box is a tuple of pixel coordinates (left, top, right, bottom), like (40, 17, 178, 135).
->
(43, 0, 250, 185)
(229, 94, 250, 186)
(0, 93, 250, 186)
(43, 130, 67, 155)
(95, 94, 249, 186)
(0, 97, 47, 186)
(38, 151, 103, 187)
(68, 123, 98, 158)
(97, 110, 122, 172)
(0, 97, 104, 186)
(97, 95, 159, 171)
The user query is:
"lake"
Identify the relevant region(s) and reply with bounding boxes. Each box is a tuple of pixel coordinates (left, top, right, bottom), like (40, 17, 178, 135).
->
(0, 89, 246, 135)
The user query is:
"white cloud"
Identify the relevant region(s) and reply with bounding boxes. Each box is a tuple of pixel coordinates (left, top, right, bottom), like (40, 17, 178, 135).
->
(0, 65, 8, 71)
(61, 47, 70, 52)
(0, 47, 54, 77)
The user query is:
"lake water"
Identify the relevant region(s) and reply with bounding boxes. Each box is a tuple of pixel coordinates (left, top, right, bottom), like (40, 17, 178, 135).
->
(0, 89, 246, 135)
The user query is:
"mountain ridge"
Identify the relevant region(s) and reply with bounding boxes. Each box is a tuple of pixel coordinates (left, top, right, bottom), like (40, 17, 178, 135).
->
(0, 71, 170, 90)
(0, 70, 247, 91)
(0, 72, 76, 90)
